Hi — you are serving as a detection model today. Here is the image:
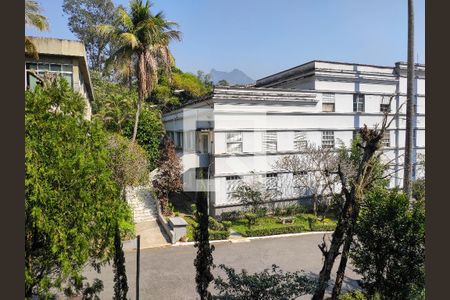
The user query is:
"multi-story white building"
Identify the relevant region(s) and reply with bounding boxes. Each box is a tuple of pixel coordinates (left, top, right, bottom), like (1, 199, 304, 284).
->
(162, 60, 425, 215)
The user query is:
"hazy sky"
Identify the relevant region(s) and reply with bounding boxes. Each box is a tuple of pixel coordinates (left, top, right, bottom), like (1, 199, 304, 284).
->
(26, 0, 425, 80)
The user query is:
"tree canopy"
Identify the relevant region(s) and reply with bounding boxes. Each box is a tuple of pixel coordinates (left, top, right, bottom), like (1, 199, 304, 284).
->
(25, 79, 133, 298)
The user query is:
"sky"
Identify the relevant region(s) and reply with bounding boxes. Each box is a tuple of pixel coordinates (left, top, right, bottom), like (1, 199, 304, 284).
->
(26, 0, 425, 80)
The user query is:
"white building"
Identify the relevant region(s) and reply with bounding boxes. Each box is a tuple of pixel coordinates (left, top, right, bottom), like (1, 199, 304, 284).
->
(162, 60, 425, 215)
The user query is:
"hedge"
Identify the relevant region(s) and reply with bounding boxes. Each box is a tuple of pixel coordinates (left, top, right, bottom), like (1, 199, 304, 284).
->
(209, 230, 230, 240)
(243, 224, 308, 237)
(310, 223, 336, 231)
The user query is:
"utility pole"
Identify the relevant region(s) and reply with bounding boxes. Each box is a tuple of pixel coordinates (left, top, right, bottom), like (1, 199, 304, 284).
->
(403, 0, 415, 199)
(136, 235, 140, 300)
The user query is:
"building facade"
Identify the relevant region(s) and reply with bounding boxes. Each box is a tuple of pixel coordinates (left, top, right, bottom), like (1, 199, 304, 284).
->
(25, 37, 95, 120)
(162, 60, 425, 215)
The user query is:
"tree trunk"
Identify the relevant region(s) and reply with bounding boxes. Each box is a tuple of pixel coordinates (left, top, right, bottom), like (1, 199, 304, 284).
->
(331, 205, 360, 300)
(313, 193, 318, 216)
(132, 51, 147, 143)
(403, 0, 415, 198)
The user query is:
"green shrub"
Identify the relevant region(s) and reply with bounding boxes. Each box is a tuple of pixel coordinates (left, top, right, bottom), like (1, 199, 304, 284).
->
(209, 217, 225, 231)
(244, 213, 257, 228)
(222, 221, 232, 231)
(273, 207, 283, 216)
(220, 210, 244, 221)
(338, 290, 368, 300)
(209, 230, 229, 240)
(243, 224, 307, 237)
(310, 222, 336, 231)
(256, 207, 268, 218)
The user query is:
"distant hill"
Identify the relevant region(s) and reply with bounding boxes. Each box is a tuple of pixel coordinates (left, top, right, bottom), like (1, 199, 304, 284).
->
(209, 68, 255, 86)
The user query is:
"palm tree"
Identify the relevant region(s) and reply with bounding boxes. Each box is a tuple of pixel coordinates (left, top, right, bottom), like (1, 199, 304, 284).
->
(403, 0, 414, 198)
(99, 0, 181, 142)
(25, 0, 49, 58)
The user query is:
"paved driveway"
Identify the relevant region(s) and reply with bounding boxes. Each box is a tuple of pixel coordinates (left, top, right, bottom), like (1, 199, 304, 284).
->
(84, 233, 360, 299)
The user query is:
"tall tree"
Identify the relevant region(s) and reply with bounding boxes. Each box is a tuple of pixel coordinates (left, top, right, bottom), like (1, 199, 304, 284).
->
(98, 0, 181, 142)
(62, 0, 116, 71)
(25, 79, 133, 298)
(152, 136, 182, 215)
(25, 0, 49, 58)
(193, 191, 215, 300)
(403, 0, 415, 198)
(113, 223, 129, 300)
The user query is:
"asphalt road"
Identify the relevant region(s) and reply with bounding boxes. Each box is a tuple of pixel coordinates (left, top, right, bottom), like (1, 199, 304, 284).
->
(84, 233, 360, 299)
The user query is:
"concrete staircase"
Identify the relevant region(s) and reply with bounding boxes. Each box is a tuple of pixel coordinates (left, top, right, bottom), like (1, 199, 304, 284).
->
(125, 186, 158, 223)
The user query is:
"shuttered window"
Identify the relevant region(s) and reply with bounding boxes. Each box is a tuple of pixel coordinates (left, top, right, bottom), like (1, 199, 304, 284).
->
(322, 131, 335, 149)
(263, 132, 277, 152)
(294, 131, 308, 150)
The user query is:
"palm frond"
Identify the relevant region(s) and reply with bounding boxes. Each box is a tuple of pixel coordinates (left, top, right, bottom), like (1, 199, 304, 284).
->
(25, 1, 49, 31)
(25, 37, 39, 59)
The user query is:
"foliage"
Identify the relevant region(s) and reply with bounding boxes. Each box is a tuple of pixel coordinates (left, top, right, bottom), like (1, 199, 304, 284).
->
(91, 71, 137, 131)
(25, 1, 49, 58)
(275, 144, 340, 216)
(216, 79, 229, 86)
(64, 277, 104, 299)
(63, 0, 116, 70)
(98, 0, 181, 142)
(213, 264, 318, 299)
(243, 224, 308, 237)
(351, 188, 425, 299)
(412, 178, 425, 201)
(184, 216, 230, 241)
(106, 133, 149, 193)
(123, 106, 165, 168)
(338, 290, 369, 300)
(113, 224, 128, 300)
(152, 136, 182, 215)
(244, 212, 257, 228)
(193, 192, 215, 299)
(231, 180, 278, 213)
(218, 210, 244, 222)
(25, 79, 133, 298)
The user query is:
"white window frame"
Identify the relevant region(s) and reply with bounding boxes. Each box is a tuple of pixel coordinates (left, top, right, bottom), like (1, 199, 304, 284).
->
(382, 131, 390, 147)
(322, 131, 335, 149)
(226, 132, 243, 153)
(353, 94, 365, 112)
(263, 131, 277, 152)
(322, 93, 335, 112)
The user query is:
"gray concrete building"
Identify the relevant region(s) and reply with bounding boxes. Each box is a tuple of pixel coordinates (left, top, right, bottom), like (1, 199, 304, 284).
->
(25, 36, 94, 120)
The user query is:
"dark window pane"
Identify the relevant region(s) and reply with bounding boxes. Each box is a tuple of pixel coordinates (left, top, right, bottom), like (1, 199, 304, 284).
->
(26, 63, 37, 70)
(50, 64, 61, 71)
(62, 64, 73, 72)
(38, 63, 49, 70)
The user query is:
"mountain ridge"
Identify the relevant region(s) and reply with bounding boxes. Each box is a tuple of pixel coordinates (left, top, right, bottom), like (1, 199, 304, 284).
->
(208, 68, 255, 85)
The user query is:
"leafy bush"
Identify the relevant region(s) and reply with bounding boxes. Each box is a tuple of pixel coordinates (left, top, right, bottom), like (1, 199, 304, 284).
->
(209, 217, 225, 231)
(243, 224, 308, 237)
(338, 290, 369, 300)
(351, 188, 425, 299)
(219, 210, 244, 221)
(244, 213, 257, 228)
(214, 264, 317, 299)
(310, 222, 336, 231)
(123, 107, 164, 169)
(255, 207, 268, 218)
(222, 221, 232, 231)
(209, 230, 230, 241)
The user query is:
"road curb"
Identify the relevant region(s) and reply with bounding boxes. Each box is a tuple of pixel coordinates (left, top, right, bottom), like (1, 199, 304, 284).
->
(171, 231, 333, 247)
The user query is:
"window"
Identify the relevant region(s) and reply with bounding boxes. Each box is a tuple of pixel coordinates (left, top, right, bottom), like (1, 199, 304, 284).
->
(198, 132, 209, 154)
(322, 131, 335, 148)
(353, 94, 365, 112)
(382, 131, 390, 147)
(322, 93, 335, 112)
(25, 62, 73, 89)
(184, 131, 195, 152)
(380, 97, 391, 113)
(263, 131, 277, 152)
(226, 175, 242, 200)
(174, 132, 183, 149)
(294, 131, 307, 150)
(226, 132, 242, 153)
(265, 173, 278, 191)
